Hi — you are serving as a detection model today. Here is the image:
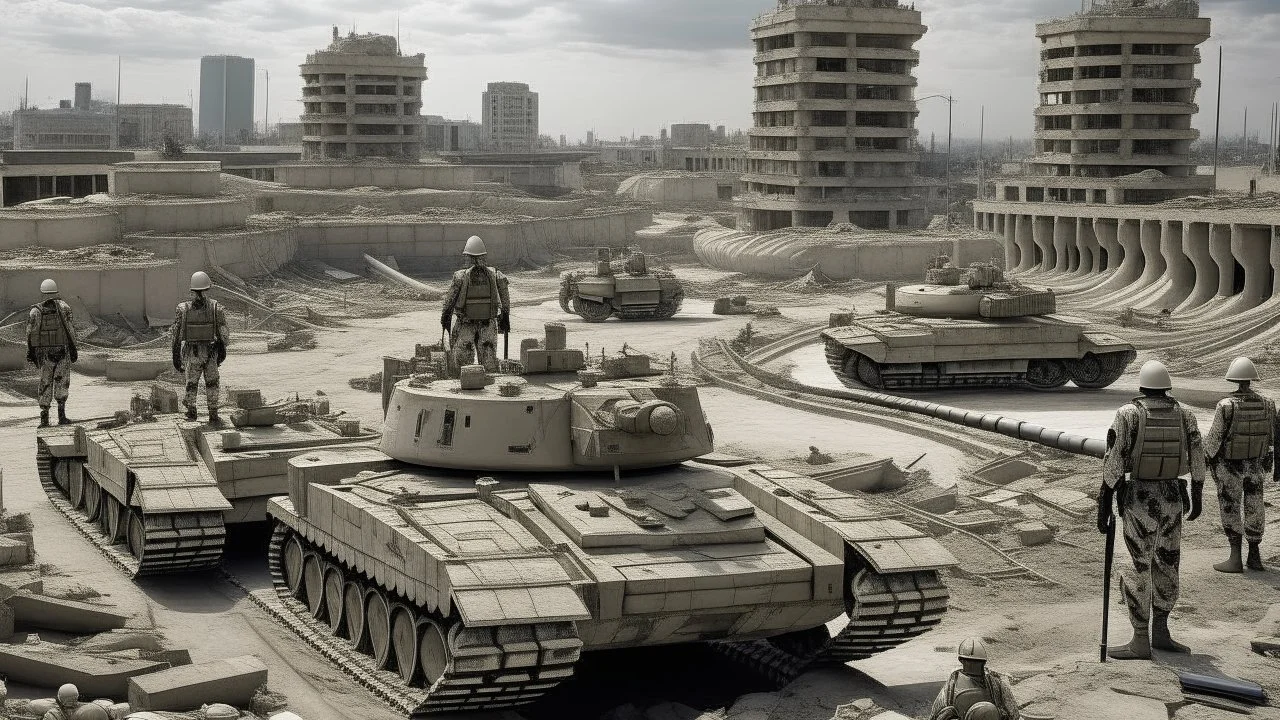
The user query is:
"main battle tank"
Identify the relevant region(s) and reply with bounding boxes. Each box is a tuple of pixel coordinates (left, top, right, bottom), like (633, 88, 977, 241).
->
(265, 325, 957, 714)
(823, 257, 1136, 390)
(559, 247, 684, 321)
(36, 386, 377, 576)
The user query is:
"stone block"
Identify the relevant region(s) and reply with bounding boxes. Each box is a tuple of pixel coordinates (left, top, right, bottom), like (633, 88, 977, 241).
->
(578, 369, 602, 388)
(523, 349, 585, 373)
(128, 654, 268, 712)
(8, 591, 129, 633)
(0, 536, 31, 566)
(497, 359, 525, 375)
(141, 648, 193, 667)
(1016, 520, 1054, 547)
(336, 419, 361, 437)
(498, 379, 526, 397)
(829, 312, 855, 328)
(459, 365, 492, 390)
(3, 532, 34, 559)
(601, 354, 651, 378)
(0, 644, 169, 697)
(544, 322, 567, 351)
(226, 389, 263, 410)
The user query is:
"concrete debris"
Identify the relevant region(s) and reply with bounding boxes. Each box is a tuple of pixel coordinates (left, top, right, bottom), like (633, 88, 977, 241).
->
(1016, 521, 1055, 546)
(0, 535, 32, 566)
(0, 643, 170, 697)
(127, 655, 268, 712)
(1056, 689, 1168, 720)
(7, 590, 130, 634)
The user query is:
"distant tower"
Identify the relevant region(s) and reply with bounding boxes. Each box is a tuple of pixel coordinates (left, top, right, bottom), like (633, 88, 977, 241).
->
(199, 55, 255, 140)
(481, 82, 539, 151)
(74, 82, 91, 111)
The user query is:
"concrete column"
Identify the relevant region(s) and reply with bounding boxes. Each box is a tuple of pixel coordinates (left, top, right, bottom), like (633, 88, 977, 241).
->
(1003, 213, 1019, 271)
(1093, 218, 1120, 273)
(1114, 218, 1144, 287)
(1032, 215, 1055, 271)
(1209, 223, 1235, 297)
(1271, 226, 1280, 299)
(1135, 219, 1166, 290)
(1179, 222, 1217, 310)
(1014, 215, 1035, 272)
(1052, 217, 1074, 273)
(1077, 217, 1100, 276)
(1232, 224, 1272, 309)
(1154, 221, 1195, 308)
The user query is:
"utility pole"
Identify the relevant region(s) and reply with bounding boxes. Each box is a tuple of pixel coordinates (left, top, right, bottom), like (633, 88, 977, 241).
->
(1243, 106, 1248, 159)
(264, 69, 269, 140)
(116, 57, 122, 149)
(978, 105, 985, 200)
(946, 94, 953, 210)
(1212, 46, 1222, 189)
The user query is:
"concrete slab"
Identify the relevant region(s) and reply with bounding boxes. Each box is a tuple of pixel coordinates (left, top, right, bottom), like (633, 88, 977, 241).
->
(127, 654, 268, 712)
(0, 536, 31, 566)
(1055, 688, 1168, 720)
(0, 643, 169, 697)
(8, 590, 130, 633)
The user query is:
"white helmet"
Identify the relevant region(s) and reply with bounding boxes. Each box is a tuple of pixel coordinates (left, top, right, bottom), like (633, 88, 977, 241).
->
(57, 684, 79, 704)
(1226, 357, 1259, 382)
(1138, 360, 1172, 391)
(958, 637, 988, 662)
(462, 235, 487, 257)
(40, 279, 58, 295)
(190, 271, 212, 291)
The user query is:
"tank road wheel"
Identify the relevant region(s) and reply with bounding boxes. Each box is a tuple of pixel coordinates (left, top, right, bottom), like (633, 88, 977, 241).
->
(652, 286, 684, 320)
(1066, 351, 1130, 389)
(281, 535, 306, 599)
(82, 479, 102, 524)
(1025, 360, 1070, 391)
(343, 581, 369, 650)
(126, 511, 146, 561)
(70, 467, 86, 509)
(572, 297, 614, 323)
(302, 553, 325, 618)
(322, 564, 345, 635)
(418, 618, 451, 685)
(844, 354, 884, 389)
(366, 588, 394, 670)
(104, 495, 125, 544)
(391, 604, 420, 684)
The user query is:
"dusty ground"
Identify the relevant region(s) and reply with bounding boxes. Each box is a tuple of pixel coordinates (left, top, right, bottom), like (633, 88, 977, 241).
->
(0, 258, 1277, 720)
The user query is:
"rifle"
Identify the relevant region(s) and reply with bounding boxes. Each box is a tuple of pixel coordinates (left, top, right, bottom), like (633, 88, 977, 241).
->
(1101, 512, 1116, 663)
(504, 330, 509, 360)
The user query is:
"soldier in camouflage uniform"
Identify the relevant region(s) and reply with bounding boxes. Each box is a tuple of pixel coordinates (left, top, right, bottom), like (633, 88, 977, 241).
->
(171, 271, 229, 424)
(440, 236, 510, 373)
(1203, 357, 1277, 573)
(1098, 360, 1205, 660)
(929, 638, 1020, 720)
(26, 279, 78, 427)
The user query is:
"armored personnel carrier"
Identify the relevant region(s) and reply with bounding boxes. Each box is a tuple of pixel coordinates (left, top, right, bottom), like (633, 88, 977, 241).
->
(559, 247, 684, 322)
(36, 386, 377, 576)
(823, 258, 1136, 391)
(266, 324, 956, 713)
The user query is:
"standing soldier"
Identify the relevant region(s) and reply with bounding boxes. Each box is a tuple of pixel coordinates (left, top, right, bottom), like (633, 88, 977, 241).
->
(172, 271, 229, 424)
(26, 279, 78, 427)
(1097, 360, 1205, 659)
(1203, 357, 1277, 572)
(440, 236, 509, 372)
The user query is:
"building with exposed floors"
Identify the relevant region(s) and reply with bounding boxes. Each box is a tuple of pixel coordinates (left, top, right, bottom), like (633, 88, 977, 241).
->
(481, 82, 539, 152)
(300, 28, 427, 160)
(13, 109, 115, 150)
(738, 0, 935, 231)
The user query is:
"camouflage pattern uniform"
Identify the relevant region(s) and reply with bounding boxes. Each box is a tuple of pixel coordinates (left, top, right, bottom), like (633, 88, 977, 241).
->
(442, 265, 509, 371)
(26, 299, 76, 410)
(1203, 391, 1278, 543)
(1102, 397, 1206, 630)
(929, 668, 1021, 720)
(172, 297, 229, 413)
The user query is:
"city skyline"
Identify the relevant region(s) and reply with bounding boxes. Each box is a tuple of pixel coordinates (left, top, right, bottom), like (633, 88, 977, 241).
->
(2, 0, 1278, 143)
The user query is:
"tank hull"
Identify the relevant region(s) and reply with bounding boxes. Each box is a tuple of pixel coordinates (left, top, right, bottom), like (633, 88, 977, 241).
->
(265, 450, 955, 713)
(559, 270, 684, 322)
(822, 313, 1136, 391)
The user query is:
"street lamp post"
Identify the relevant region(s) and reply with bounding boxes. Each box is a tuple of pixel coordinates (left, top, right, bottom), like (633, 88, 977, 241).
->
(919, 93, 956, 215)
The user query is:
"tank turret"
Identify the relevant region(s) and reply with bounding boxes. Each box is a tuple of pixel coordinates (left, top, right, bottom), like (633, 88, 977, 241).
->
(823, 258, 1136, 390)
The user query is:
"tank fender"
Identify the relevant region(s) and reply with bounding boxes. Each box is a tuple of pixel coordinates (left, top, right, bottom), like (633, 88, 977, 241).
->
(444, 560, 591, 627)
(1079, 331, 1137, 356)
(827, 337, 888, 364)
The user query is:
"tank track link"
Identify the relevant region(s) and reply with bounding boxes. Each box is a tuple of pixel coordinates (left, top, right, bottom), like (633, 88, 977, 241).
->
(36, 438, 225, 577)
(268, 522, 583, 715)
(711, 569, 949, 686)
(825, 340, 1027, 390)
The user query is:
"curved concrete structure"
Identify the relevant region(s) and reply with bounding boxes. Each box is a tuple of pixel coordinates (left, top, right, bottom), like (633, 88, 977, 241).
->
(110, 162, 222, 197)
(0, 209, 118, 250)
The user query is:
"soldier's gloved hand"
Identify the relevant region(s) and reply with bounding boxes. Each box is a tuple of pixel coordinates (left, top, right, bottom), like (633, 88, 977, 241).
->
(1096, 483, 1115, 535)
(68, 345, 77, 364)
(172, 345, 183, 373)
(498, 310, 511, 334)
(440, 309, 452, 333)
(1186, 481, 1203, 521)
(214, 341, 227, 366)
(26, 347, 36, 366)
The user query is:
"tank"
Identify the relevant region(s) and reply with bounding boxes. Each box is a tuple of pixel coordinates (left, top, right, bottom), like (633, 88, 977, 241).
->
(35, 386, 377, 576)
(265, 325, 957, 713)
(558, 247, 684, 322)
(823, 257, 1136, 390)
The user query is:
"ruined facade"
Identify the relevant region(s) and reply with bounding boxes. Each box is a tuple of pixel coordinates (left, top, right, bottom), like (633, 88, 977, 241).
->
(738, 0, 933, 231)
(481, 82, 539, 152)
(300, 29, 427, 160)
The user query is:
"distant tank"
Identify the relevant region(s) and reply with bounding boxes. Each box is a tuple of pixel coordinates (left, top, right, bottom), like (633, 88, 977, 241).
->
(265, 324, 957, 713)
(36, 386, 377, 576)
(823, 257, 1136, 390)
(559, 247, 684, 321)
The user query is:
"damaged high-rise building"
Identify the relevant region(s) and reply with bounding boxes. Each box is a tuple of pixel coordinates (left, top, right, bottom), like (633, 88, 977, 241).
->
(738, 0, 934, 232)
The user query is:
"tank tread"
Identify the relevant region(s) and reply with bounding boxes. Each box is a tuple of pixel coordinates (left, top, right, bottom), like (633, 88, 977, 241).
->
(824, 341, 1029, 390)
(36, 442, 225, 577)
(268, 522, 583, 715)
(618, 305, 661, 320)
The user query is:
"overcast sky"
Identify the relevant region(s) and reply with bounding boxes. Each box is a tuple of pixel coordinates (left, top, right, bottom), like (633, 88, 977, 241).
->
(2, 0, 1278, 143)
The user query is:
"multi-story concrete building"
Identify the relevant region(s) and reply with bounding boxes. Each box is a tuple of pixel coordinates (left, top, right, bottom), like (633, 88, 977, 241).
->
(74, 83, 92, 111)
(300, 29, 427, 160)
(199, 55, 255, 141)
(13, 109, 115, 150)
(671, 123, 712, 148)
(481, 82, 538, 151)
(423, 115, 483, 153)
(739, 0, 933, 231)
(117, 104, 193, 148)
(992, 0, 1211, 206)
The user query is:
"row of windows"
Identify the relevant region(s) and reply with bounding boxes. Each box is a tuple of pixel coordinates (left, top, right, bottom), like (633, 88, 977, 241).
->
(757, 57, 912, 76)
(1038, 138, 1179, 155)
(1042, 87, 1190, 104)
(1039, 114, 1184, 130)
(1042, 64, 1185, 82)
(756, 84, 907, 101)
(1040, 43, 1190, 60)
(753, 110, 913, 128)
(755, 33, 913, 52)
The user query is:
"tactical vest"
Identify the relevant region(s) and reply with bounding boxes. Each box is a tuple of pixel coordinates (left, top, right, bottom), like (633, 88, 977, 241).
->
(948, 673, 992, 718)
(1130, 397, 1189, 480)
(1223, 392, 1273, 460)
(34, 303, 69, 349)
(182, 300, 219, 343)
(456, 268, 499, 322)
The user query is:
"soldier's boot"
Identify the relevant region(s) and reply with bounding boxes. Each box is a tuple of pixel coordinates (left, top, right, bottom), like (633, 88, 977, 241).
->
(208, 408, 222, 426)
(1246, 541, 1264, 571)
(57, 400, 69, 425)
(39, 408, 50, 428)
(1150, 611, 1190, 654)
(1214, 536, 1244, 573)
(184, 406, 198, 421)
(1107, 627, 1152, 660)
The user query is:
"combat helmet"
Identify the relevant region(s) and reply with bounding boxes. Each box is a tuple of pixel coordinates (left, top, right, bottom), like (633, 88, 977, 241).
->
(462, 236, 488, 256)
(40, 279, 58, 295)
(958, 637, 988, 662)
(190, 271, 212, 292)
(1138, 360, 1172, 391)
(1226, 357, 1259, 382)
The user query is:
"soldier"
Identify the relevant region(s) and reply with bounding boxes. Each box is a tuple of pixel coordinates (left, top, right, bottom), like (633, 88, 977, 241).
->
(41, 684, 86, 720)
(1097, 360, 1205, 660)
(1203, 357, 1278, 573)
(929, 637, 1021, 720)
(440, 236, 509, 372)
(171, 271, 229, 424)
(26, 279, 78, 427)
